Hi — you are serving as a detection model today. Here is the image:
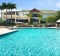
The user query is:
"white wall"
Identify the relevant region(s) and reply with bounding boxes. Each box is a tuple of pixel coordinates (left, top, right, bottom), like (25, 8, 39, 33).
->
(0, 11, 1, 18)
(0, 14, 1, 18)
(42, 13, 55, 19)
(24, 12, 29, 16)
(18, 11, 29, 16)
(18, 12, 23, 16)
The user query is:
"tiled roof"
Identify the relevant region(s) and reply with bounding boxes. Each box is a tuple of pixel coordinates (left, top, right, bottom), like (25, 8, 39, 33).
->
(30, 8, 40, 12)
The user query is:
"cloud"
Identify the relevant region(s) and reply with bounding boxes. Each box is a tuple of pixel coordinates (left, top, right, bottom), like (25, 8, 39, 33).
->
(56, 2, 60, 8)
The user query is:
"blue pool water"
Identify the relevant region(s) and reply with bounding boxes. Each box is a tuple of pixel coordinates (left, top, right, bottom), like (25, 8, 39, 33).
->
(0, 28, 60, 56)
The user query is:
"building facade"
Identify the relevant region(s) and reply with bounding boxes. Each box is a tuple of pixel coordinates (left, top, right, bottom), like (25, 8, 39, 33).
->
(2, 8, 57, 23)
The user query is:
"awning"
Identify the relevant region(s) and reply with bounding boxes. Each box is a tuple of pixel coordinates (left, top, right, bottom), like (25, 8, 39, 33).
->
(56, 19, 60, 22)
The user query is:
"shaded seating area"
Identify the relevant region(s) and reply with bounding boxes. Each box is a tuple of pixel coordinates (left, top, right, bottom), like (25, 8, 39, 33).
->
(45, 23, 56, 27)
(33, 22, 39, 27)
(30, 18, 39, 24)
(16, 18, 29, 27)
(16, 22, 29, 27)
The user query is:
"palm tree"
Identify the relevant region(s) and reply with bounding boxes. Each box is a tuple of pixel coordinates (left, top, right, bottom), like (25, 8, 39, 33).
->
(2, 2, 8, 25)
(26, 13, 32, 24)
(7, 2, 11, 10)
(37, 13, 42, 24)
(0, 5, 2, 22)
(8, 3, 16, 25)
(0, 3, 6, 22)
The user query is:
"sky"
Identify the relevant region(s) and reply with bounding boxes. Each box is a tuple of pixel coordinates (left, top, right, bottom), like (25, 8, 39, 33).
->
(0, 0, 60, 10)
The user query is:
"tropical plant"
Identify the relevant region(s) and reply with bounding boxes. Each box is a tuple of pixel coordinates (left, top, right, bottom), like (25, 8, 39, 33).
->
(45, 16, 56, 23)
(26, 13, 32, 18)
(56, 10, 60, 19)
(26, 13, 32, 23)
(8, 3, 16, 26)
(7, 2, 11, 11)
(37, 13, 42, 24)
(0, 3, 6, 22)
(0, 2, 16, 26)
(0, 18, 2, 23)
(2, 2, 8, 25)
(45, 10, 60, 23)
(0, 5, 3, 22)
(0, 18, 6, 26)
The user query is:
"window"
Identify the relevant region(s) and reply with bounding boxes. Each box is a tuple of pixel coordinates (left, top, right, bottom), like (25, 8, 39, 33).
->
(4, 12, 15, 15)
(32, 14, 38, 17)
(16, 12, 19, 15)
(16, 19, 28, 23)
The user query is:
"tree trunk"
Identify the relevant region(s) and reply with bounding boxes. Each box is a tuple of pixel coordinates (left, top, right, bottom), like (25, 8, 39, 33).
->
(39, 20, 40, 24)
(28, 17, 31, 24)
(6, 9, 7, 26)
(11, 9, 12, 26)
(1, 10, 2, 22)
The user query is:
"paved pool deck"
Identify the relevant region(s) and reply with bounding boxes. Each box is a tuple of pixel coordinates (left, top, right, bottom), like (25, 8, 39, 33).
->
(0, 28, 17, 35)
(0, 27, 59, 35)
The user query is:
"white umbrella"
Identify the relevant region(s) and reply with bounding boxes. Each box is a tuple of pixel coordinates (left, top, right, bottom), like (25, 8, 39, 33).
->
(56, 19, 60, 22)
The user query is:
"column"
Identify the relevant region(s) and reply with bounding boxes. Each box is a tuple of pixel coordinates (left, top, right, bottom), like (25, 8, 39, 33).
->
(15, 11, 16, 23)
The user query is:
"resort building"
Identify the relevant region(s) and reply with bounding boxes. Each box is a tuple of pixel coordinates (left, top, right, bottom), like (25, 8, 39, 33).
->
(1, 8, 57, 24)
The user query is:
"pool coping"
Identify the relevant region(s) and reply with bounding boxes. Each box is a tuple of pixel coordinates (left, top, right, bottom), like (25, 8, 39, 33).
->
(0, 27, 60, 36)
(12, 27, 60, 29)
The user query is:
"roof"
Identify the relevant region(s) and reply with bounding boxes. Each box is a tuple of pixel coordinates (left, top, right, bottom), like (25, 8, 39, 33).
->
(30, 8, 40, 12)
(3, 8, 57, 13)
(17, 10, 57, 13)
(40, 10, 57, 13)
(21, 10, 30, 12)
(56, 19, 60, 22)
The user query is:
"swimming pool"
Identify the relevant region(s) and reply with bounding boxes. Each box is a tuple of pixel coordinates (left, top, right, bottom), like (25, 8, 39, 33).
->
(0, 28, 60, 56)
